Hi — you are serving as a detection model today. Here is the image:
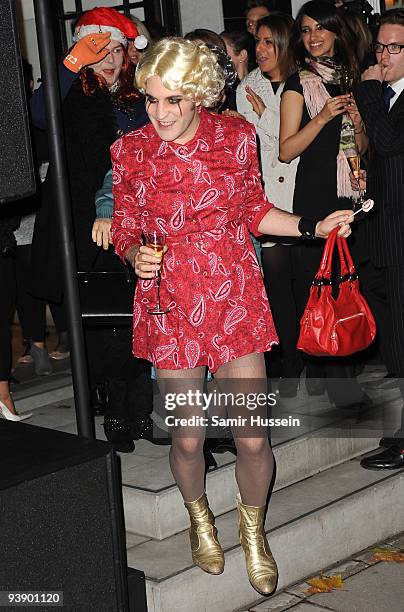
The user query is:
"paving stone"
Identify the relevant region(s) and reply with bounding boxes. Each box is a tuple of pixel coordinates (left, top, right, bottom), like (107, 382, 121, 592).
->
(279, 604, 331, 611)
(284, 582, 311, 600)
(353, 549, 384, 566)
(386, 531, 404, 550)
(308, 562, 404, 612)
(323, 559, 368, 580)
(249, 591, 302, 611)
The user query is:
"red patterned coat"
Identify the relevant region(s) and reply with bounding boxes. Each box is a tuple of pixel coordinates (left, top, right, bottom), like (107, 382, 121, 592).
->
(111, 109, 278, 371)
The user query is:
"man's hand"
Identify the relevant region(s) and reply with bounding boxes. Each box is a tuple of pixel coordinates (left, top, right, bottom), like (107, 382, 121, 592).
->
(63, 32, 111, 73)
(126, 245, 168, 278)
(361, 63, 388, 83)
(315, 210, 354, 239)
(92, 218, 112, 250)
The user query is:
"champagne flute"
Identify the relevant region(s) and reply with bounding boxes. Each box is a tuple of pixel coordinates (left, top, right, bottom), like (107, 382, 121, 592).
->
(347, 154, 366, 210)
(144, 231, 170, 315)
(340, 67, 353, 95)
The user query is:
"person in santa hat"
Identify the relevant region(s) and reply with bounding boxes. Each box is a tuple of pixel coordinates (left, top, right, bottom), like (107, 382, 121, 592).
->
(29, 7, 164, 452)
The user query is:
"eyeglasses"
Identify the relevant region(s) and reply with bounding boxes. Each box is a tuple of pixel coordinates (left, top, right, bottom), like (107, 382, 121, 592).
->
(374, 42, 404, 54)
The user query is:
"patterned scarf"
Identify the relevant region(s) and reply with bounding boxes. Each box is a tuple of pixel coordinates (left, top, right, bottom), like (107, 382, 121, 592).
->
(299, 56, 358, 200)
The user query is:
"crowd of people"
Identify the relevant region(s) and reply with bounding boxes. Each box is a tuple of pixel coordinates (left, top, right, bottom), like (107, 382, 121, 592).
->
(1, 0, 404, 597)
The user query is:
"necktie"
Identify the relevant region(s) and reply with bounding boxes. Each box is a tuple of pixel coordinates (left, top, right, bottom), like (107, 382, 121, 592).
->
(383, 84, 395, 110)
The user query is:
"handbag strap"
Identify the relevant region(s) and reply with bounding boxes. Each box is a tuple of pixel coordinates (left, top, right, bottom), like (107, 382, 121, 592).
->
(337, 235, 356, 277)
(316, 227, 339, 280)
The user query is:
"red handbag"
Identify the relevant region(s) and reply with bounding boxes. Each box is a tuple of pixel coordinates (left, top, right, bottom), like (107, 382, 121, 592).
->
(297, 228, 376, 357)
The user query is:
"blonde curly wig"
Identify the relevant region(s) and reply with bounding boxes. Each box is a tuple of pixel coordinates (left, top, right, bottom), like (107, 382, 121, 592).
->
(135, 37, 225, 107)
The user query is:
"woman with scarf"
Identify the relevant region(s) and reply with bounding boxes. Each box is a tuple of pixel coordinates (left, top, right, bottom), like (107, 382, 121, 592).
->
(279, 0, 370, 407)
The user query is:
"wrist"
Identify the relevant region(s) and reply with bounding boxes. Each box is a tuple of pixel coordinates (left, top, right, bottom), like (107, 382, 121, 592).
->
(298, 217, 318, 240)
(63, 54, 81, 74)
(315, 114, 327, 128)
(124, 245, 139, 266)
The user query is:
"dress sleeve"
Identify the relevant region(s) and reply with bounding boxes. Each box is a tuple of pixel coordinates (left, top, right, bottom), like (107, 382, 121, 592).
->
(31, 64, 78, 130)
(282, 72, 303, 96)
(243, 125, 274, 236)
(110, 136, 143, 262)
(95, 169, 114, 219)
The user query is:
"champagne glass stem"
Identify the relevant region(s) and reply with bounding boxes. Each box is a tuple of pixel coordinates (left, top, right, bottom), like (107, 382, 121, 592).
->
(156, 270, 162, 311)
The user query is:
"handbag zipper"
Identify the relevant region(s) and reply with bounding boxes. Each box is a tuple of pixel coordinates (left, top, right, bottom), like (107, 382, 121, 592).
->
(331, 313, 365, 339)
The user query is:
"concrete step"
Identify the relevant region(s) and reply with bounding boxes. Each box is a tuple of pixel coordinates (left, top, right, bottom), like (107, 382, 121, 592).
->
(12, 371, 73, 413)
(122, 429, 379, 539)
(125, 458, 404, 612)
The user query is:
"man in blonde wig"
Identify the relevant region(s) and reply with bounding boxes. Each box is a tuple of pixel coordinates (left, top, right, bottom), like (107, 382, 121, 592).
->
(111, 37, 354, 596)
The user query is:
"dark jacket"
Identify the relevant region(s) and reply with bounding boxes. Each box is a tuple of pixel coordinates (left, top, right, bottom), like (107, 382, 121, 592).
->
(30, 80, 147, 301)
(354, 80, 404, 267)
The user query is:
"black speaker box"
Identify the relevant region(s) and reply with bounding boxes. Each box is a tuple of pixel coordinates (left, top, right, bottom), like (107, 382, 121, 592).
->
(0, 421, 147, 611)
(0, 0, 36, 203)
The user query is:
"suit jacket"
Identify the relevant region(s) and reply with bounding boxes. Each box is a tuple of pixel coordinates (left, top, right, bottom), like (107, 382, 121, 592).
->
(354, 80, 404, 267)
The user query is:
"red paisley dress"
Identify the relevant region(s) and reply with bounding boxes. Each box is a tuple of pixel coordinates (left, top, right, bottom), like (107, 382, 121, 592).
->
(111, 108, 278, 372)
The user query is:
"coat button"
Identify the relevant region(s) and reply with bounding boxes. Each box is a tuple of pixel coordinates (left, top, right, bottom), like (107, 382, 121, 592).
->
(278, 176, 285, 183)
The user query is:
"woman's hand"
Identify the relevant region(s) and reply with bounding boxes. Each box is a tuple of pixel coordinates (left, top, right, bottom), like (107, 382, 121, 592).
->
(126, 245, 167, 279)
(63, 32, 111, 73)
(245, 86, 266, 118)
(92, 218, 112, 250)
(315, 209, 354, 239)
(345, 96, 363, 129)
(317, 94, 351, 125)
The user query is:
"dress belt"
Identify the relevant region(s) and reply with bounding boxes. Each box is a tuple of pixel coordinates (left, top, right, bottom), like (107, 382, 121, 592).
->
(165, 224, 243, 246)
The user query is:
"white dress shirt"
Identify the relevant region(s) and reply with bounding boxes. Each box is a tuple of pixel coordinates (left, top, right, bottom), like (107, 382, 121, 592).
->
(388, 75, 404, 109)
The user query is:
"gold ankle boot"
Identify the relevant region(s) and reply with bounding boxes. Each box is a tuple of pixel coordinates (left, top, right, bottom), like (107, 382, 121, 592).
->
(237, 494, 278, 595)
(184, 493, 224, 575)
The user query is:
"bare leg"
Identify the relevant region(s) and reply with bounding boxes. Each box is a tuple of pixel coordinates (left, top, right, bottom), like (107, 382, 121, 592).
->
(156, 366, 206, 502)
(215, 353, 274, 506)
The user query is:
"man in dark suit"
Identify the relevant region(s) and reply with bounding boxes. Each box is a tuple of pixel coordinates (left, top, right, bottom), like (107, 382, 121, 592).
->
(354, 9, 404, 470)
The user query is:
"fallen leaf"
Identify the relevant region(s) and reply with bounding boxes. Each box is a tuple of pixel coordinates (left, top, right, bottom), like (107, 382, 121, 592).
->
(370, 548, 404, 563)
(305, 571, 344, 594)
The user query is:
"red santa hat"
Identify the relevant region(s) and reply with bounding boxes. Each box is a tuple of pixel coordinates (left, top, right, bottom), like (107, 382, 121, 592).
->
(73, 7, 148, 50)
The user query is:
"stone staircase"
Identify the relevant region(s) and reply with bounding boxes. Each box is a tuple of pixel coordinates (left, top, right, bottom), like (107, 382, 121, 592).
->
(120, 388, 404, 612)
(13, 367, 403, 612)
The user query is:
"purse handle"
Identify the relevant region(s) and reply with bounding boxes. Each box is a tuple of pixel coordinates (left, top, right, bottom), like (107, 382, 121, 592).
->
(337, 235, 356, 278)
(315, 227, 339, 281)
(314, 227, 357, 286)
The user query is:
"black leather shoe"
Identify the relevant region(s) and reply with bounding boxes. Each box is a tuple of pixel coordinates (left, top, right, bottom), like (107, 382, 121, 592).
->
(360, 445, 404, 470)
(132, 416, 171, 445)
(103, 416, 135, 453)
(362, 374, 399, 390)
